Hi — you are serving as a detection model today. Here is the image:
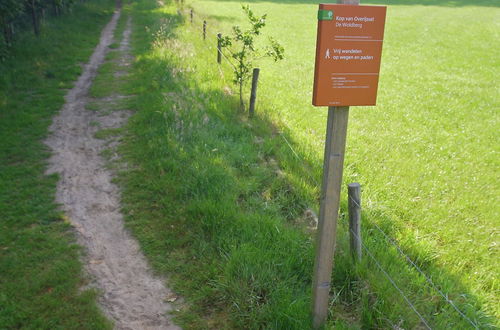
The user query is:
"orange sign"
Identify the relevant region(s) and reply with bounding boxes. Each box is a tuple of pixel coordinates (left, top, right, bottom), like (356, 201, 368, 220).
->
(312, 4, 387, 106)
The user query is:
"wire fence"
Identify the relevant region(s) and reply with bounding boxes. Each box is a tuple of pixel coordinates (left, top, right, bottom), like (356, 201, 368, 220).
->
(348, 195, 480, 329)
(365, 209, 480, 329)
(174, 6, 482, 329)
(350, 227, 433, 329)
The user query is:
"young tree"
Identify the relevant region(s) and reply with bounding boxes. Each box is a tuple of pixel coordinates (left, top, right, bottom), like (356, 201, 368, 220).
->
(220, 5, 284, 111)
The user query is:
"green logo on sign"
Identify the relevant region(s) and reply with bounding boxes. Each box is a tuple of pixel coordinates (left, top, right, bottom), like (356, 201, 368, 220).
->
(318, 10, 334, 21)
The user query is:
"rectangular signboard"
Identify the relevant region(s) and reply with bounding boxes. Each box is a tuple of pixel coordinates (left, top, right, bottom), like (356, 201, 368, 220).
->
(312, 4, 387, 106)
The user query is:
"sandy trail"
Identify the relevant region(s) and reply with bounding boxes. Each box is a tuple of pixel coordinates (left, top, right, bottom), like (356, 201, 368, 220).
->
(45, 6, 179, 330)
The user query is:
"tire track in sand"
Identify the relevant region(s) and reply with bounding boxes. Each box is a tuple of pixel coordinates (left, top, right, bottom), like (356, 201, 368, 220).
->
(45, 5, 180, 330)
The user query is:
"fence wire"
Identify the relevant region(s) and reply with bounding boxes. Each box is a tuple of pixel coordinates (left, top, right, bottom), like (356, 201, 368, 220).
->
(350, 228, 433, 329)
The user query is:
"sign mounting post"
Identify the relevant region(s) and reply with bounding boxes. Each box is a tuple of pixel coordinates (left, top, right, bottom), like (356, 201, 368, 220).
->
(311, 0, 386, 328)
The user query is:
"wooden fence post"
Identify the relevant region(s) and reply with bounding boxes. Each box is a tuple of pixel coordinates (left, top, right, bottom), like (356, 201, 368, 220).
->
(190, 9, 193, 23)
(348, 183, 362, 261)
(203, 20, 206, 40)
(217, 33, 222, 64)
(249, 68, 260, 118)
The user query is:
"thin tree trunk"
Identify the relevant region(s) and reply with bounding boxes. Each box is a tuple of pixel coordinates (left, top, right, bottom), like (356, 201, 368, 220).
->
(3, 28, 9, 46)
(8, 23, 13, 44)
(30, 1, 40, 36)
(3, 22, 11, 46)
(239, 80, 244, 111)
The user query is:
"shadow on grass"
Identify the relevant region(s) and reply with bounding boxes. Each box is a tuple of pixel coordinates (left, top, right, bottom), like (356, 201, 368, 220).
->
(206, 0, 499, 7)
(122, 2, 497, 329)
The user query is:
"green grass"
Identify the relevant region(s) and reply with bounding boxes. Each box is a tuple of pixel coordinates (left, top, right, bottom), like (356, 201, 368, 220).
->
(115, 2, 316, 328)
(95, 128, 124, 140)
(0, 1, 116, 328)
(89, 8, 135, 143)
(191, 0, 499, 325)
(90, 6, 132, 102)
(115, 0, 499, 328)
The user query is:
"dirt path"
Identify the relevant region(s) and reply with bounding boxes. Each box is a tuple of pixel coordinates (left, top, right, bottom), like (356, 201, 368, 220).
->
(45, 6, 179, 330)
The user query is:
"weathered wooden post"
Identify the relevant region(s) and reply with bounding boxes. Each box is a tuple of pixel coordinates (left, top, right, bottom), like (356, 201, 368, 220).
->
(311, 0, 386, 328)
(348, 183, 362, 261)
(203, 20, 206, 40)
(312, 105, 349, 329)
(248, 68, 260, 118)
(190, 9, 193, 23)
(217, 33, 222, 64)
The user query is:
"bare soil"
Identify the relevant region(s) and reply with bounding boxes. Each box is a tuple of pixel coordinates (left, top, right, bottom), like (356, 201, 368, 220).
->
(45, 7, 180, 330)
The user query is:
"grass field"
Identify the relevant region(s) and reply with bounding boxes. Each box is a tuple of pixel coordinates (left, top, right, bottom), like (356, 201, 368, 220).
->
(0, 1, 116, 328)
(192, 0, 500, 321)
(114, 0, 499, 328)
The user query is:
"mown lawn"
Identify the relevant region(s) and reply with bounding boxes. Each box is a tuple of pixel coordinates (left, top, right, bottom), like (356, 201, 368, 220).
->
(0, 1, 116, 328)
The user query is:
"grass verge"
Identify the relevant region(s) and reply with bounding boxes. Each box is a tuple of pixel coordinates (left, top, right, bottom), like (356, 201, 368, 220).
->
(0, 1, 116, 328)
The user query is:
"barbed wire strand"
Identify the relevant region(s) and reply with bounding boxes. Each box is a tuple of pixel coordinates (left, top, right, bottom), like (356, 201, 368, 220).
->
(350, 228, 432, 329)
(348, 196, 480, 330)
